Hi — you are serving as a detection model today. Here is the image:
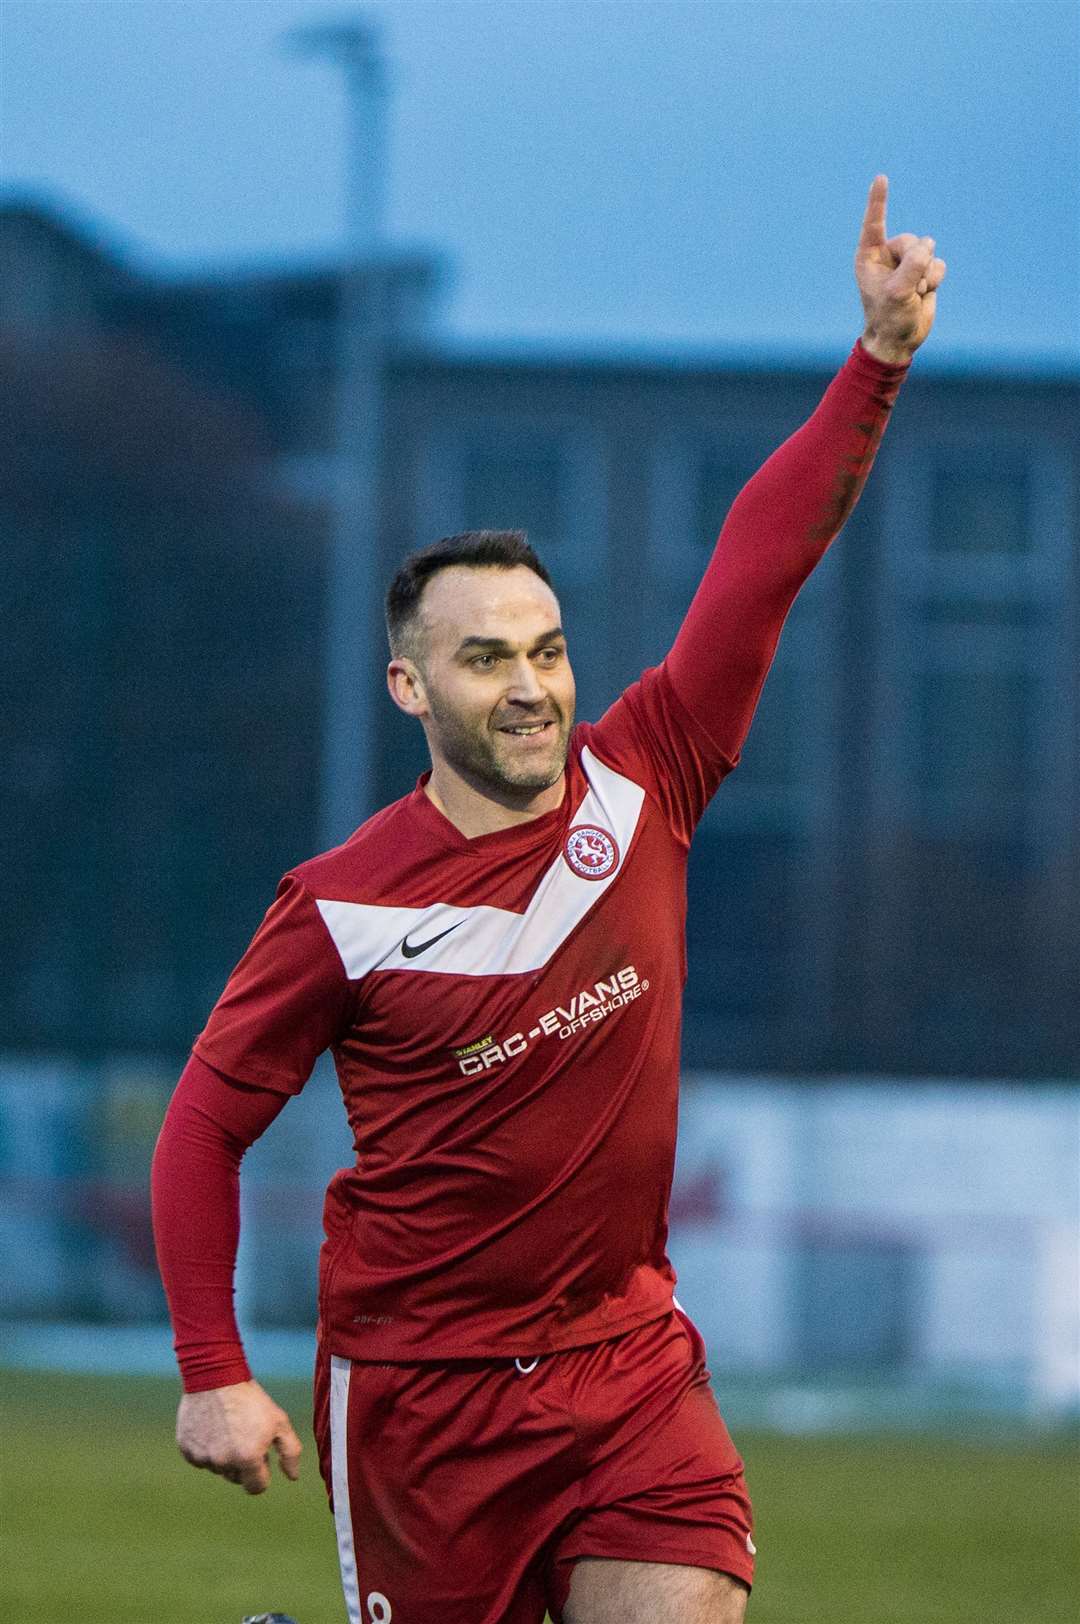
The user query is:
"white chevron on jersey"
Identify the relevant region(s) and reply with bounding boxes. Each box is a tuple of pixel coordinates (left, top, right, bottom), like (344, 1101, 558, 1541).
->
(315, 747, 645, 980)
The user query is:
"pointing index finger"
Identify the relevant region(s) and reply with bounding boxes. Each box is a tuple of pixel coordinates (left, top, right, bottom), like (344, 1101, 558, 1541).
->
(859, 174, 888, 250)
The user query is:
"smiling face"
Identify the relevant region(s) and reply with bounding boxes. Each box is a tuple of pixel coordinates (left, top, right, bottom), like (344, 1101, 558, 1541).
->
(387, 564, 576, 811)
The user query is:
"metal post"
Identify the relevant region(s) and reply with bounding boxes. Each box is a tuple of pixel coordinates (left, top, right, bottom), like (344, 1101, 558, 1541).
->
(287, 17, 391, 848)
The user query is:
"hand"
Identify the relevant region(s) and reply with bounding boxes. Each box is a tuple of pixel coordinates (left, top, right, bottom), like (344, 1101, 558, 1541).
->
(855, 174, 946, 364)
(176, 1379, 302, 1495)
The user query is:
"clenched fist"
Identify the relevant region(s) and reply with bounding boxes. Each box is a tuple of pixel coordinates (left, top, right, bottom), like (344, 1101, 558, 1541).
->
(176, 1379, 302, 1495)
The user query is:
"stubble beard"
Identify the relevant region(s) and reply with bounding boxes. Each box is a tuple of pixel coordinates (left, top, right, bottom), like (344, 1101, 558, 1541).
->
(427, 692, 573, 801)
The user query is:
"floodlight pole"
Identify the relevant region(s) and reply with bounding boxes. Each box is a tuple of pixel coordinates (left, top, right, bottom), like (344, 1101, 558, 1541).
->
(287, 16, 391, 849)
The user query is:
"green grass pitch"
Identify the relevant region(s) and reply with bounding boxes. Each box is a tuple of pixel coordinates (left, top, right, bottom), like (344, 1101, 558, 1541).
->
(1, 1369, 1076, 1623)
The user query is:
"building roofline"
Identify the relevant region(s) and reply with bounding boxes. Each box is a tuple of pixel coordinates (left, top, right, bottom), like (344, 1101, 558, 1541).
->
(154, 244, 449, 298)
(392, 335, 1080, 388)
(0, 189, 141, 283)
(3, 197, 1073, 385)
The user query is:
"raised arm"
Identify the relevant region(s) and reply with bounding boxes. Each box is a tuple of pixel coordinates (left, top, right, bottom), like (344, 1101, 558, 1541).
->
(664, 175, 945, 760)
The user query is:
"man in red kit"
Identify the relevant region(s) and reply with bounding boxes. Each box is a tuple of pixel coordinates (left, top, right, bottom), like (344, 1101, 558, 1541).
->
(153, 176, 944, 1624)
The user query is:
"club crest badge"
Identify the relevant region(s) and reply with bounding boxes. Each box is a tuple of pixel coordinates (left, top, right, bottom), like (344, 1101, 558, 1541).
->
(564, 824, 619, 880)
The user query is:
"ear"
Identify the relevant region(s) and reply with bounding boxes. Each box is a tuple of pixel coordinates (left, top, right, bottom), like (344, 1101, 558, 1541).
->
(387, 655, 429, 718)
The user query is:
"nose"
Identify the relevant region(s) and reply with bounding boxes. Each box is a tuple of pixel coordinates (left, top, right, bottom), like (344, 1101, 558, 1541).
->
(505, 655, 546, 705)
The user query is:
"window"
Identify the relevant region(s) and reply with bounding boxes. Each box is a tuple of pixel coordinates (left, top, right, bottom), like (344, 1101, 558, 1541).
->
(866, 431, 1073, 1069)
(929, 454, 1030, 555)
(875, 436, 1070, 846)
(914, 668, 1028, 816)
(647, 426, 841, 832)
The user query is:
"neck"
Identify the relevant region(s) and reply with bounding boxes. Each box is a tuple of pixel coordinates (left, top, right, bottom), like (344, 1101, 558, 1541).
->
(424, 762, 566, 838)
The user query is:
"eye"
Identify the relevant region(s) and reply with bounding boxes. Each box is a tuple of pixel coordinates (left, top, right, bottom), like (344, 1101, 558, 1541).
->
(537, 646, 564, 665)
(471, 653, 499, 671)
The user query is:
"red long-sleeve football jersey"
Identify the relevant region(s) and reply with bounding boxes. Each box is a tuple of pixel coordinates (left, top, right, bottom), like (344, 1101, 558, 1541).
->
(155, 341, 908, 1381)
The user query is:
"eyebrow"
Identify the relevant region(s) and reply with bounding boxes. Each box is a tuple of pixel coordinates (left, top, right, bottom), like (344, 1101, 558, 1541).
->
(454, 627, 566, 658)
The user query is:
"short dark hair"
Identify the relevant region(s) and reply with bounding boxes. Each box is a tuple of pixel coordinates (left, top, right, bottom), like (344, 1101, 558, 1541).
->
(385, 530, 553, 659)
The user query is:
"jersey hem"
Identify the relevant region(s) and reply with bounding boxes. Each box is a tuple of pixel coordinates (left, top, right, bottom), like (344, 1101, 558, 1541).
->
(317, 1301, 674, 1366)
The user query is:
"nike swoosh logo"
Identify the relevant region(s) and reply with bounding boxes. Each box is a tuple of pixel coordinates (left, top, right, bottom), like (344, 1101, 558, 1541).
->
(400, 921, 465, 959)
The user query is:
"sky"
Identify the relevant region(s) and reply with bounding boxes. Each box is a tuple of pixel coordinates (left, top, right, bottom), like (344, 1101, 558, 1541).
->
(2, 0, 1078, 368)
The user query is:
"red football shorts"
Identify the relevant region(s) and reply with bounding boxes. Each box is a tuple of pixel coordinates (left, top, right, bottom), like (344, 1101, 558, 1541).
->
(313, 1307, 755, 1624)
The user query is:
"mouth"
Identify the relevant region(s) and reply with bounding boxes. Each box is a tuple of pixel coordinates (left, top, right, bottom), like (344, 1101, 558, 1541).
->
(496, 720, 556, 740)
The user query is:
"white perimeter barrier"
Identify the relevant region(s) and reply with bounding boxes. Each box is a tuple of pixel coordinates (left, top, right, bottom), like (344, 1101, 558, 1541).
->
(0, 1060, 1076, 1420)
